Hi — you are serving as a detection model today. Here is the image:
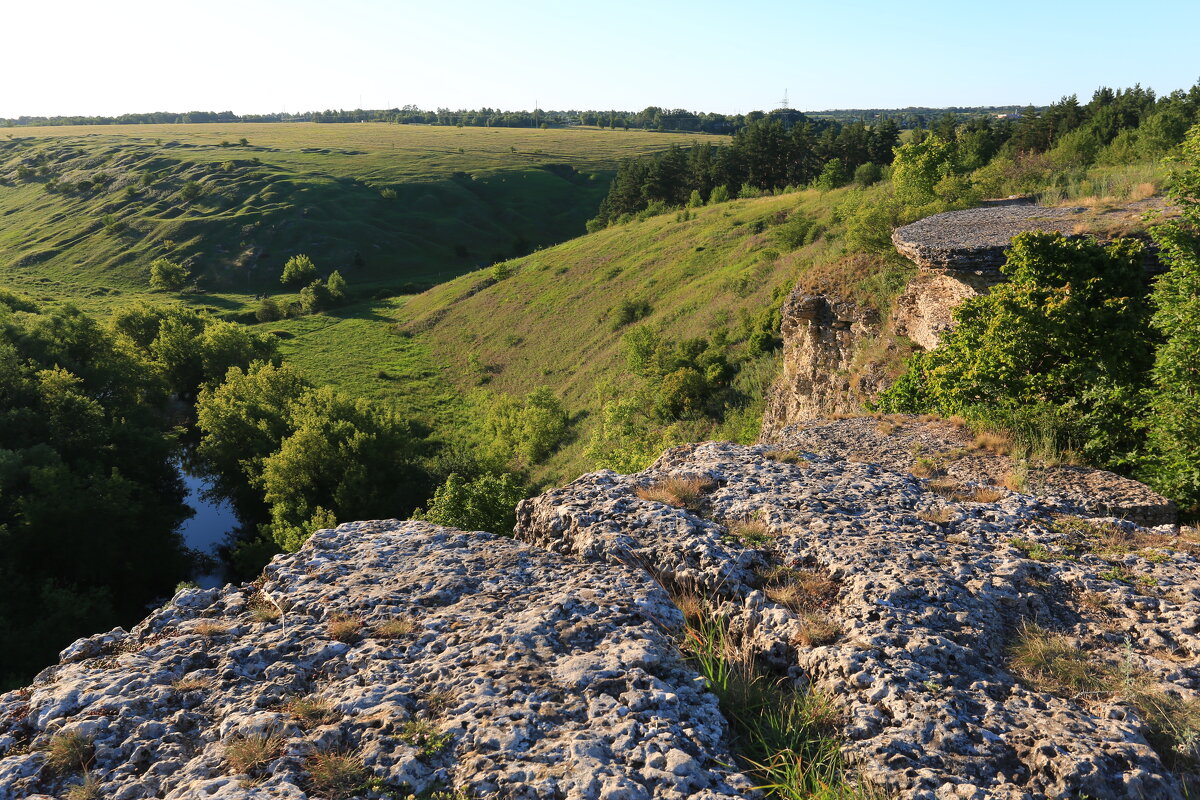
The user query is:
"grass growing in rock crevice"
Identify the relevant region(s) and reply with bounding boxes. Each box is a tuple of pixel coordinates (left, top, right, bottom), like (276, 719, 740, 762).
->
(678, 607, 871, 799)
(1008, 622, 1200, 774)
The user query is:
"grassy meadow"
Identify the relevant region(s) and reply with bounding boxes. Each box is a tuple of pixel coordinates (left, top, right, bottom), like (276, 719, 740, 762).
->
(0, 123, 720, 315)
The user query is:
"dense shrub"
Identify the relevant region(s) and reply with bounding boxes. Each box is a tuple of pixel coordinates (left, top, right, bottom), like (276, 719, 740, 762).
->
(413, 472, 528, 534)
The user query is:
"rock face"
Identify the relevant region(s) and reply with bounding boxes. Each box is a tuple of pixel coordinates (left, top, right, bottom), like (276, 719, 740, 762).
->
(516, 440, 1199, 800)
(773, 415, 1177, 527)
(0, 521, 752, 800)
(764, 201, 1166, 426)
(760, 294, 886, 437)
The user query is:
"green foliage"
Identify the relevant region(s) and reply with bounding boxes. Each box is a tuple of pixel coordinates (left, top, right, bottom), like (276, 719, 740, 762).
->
(412, 472, 528, 534)
(257, 386, 428, 551)
(877, 232, 1153, 468)
(611, 297, 652, 330)
(853, 161, 882, 186)
(891, 135, 957, 205)
(1142, 123, 1200, 509)
(775, 213, 822, 250)
(814, 158, 849, 191)
(299, 279, 332, 313)
(281, 254, 318, 286)
(478, 387, 569, 467)
(0, 294, 191, 687)
(195, 363, 430, 555)
(149, 258, 188, 292)
(110, 306, 280, 398)
(255, 296, 284, 322)
(327, 270, 347, 301)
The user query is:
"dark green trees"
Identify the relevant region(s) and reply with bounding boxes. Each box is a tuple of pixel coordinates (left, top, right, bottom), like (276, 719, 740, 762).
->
(0, 295, 192, 687)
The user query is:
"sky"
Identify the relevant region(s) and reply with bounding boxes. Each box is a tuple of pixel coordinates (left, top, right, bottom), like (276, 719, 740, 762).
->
(3, 0, 1198, 118)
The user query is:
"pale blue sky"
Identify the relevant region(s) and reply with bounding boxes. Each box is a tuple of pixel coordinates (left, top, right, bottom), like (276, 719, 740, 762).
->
(3, 0, 1197, 117)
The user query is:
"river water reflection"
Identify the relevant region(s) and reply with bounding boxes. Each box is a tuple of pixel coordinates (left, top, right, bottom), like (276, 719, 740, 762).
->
(177, 459, 239, 588)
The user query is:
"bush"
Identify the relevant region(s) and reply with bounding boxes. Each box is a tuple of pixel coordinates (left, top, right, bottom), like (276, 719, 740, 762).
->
(255, 296, 283, 322)
(281, 254, 317, 286)
(149, 258, 188, 292)
(326, 270, 347, 301)
(853, 162, 882, 186)
(708, 185, 730, 204)
(611, 298, 652, 330)
(413, 472, 527, 534)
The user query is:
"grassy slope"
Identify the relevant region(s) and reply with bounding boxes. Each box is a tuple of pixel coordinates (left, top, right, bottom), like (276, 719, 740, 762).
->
(0, 123, 718, 315)
(272, 185, 892, 483)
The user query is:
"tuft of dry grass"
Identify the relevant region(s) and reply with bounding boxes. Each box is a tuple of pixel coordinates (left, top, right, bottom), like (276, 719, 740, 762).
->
(762, 448, 809, 466)
(948, 415, 968, 429)
(192, 619, 230, 637)
(759, 566, 840, 612)
(44, 731, 93, 776)
(224, 732, 284, 776)
(65, 773, 101, 800)
(927, 478, 1005, 504)
(328, 614, 363, 644)
(306, 751, 371, 799)
(286, 696, 340, 729)
(1003, 462, 1030, 492)
(249, 593, 282, 624)
(968, 486, 1006, 503)
(1008, 622, 1114, 696)
(910, 458, 940, 478)
(876, 420, 899, 436)
(373, 617, 419, 639)
(422, 689, 458, 716)
(1077, 590, 1116, 616)
(792, 612, 841, 647)
(972, 431, 1012, 455)
(671, 590, 707, 625)
(635, 476, 716, 510)
(724, 518, 774, 546)
(171, 675, 211, 692)
(918, 507, 954, 525)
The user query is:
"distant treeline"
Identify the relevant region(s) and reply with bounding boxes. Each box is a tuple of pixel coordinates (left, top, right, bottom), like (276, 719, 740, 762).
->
(3, 104, 1021, 134)
(592, 113, 901, 225)
(593, 82, 1200, 226)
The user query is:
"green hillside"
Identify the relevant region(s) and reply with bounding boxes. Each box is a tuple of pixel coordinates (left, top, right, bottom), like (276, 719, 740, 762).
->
(0, 123, 718, 312)
(267, 184, 911, 483)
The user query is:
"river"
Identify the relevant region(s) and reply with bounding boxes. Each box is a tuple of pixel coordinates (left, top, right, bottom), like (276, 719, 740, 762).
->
(177, 459, 240, 588)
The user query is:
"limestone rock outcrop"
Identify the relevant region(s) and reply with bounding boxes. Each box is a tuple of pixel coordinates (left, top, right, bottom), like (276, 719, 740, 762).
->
(760, 294, 887, 437)
(516, 441, 1200, 800)
(891, 204, 1091, 276)
(773, 415, 1177, 527)
(0, 521, 752, 800)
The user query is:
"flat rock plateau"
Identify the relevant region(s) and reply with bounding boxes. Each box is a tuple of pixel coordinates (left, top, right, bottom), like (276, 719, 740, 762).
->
(2, 422, 1198, 799)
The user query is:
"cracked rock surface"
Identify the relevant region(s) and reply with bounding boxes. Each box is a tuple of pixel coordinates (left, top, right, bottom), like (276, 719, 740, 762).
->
(0, 521, 752, 800)
(773, 415, 1177, 527)
(516, 441, 1200, 799)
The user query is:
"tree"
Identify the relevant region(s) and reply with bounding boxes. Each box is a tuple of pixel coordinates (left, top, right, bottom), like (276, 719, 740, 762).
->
(1142, 123, 1200, 508)
(876, 232, 1152, 466)
(195, 362, 310, 509)
(412, 472, 527, 534)
(149, 258, 188, 291)
(257, 386, 429, 551)
(255, 296, 283, 322)
(0, 295, 190, 686)
(890, 135, 957, 206)
(327, 270, 347, 301)
(479, 387, 570, 466)
(299, 279, 332, 313)
(281, 254, 318, 286)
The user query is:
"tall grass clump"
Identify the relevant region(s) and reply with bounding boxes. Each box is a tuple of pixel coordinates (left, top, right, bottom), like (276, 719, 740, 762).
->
(680, 611, 871, 798)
